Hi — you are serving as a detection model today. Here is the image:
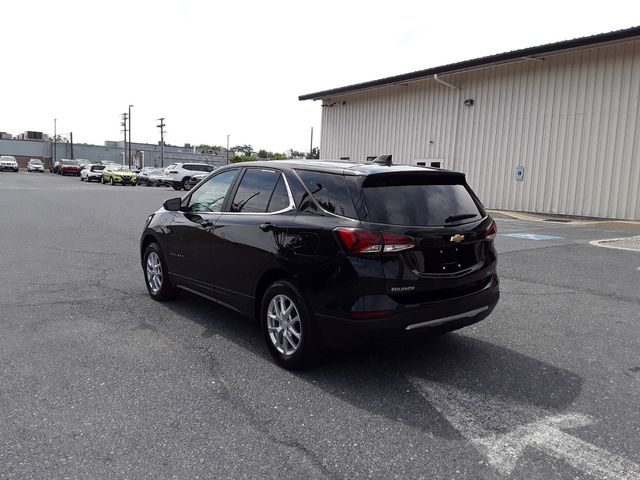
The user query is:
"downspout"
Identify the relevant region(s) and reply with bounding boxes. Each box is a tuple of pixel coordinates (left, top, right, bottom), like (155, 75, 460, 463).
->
(433, 74, 462, 172)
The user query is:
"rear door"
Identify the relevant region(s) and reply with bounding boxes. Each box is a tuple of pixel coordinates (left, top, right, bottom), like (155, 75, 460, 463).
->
(210, 168, 296, 313)
(358, 172, 497, 302)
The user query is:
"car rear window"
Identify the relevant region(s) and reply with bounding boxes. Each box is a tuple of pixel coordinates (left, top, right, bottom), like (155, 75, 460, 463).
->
(361, 174, 483, 226)
(295, 170, 358, 219)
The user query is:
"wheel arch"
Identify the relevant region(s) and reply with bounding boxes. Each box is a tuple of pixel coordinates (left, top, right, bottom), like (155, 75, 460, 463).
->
(140, 233, 162, 266)
(254, 268, 291, 322)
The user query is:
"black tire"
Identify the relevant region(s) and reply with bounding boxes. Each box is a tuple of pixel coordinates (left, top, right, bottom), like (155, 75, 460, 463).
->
(101, 176, 105, 184)
(182, 178, 192, 191)
(142, 243, 178, 301)
(260, 280, 321, 370)
(172, 183, 182, 191)
(110, 177, 115, 185)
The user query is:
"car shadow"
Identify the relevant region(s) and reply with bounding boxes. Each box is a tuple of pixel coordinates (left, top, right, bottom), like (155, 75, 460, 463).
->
(159, 291, 583, 440)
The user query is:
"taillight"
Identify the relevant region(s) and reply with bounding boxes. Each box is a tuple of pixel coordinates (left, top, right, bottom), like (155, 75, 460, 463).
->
(334, 228, 415, 255)
(485, 220, 497, 241)
(169, 170, 178, 174)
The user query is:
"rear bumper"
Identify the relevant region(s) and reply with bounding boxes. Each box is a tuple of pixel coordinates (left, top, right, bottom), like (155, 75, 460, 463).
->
(315, 276, 499, 344)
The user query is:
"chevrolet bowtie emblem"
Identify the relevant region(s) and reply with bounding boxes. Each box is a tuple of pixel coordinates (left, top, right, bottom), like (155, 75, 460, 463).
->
(450, 234, 465, 243)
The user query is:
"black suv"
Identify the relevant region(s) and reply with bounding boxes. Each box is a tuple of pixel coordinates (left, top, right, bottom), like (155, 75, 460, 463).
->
(140, 158, 499, 368)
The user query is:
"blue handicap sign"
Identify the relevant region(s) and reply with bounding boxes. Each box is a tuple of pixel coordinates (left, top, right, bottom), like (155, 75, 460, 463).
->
(500, 233, 563, 241)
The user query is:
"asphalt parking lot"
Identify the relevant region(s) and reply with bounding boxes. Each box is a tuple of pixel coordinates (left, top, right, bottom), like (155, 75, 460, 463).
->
(1, 171, 639, 479)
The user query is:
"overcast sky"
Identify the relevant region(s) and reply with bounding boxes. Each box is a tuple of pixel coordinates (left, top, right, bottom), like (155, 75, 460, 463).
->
(2, 0, 639, 152)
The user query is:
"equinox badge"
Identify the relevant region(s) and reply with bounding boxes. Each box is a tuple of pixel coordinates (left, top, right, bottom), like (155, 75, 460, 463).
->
(450, 234, 465, 243)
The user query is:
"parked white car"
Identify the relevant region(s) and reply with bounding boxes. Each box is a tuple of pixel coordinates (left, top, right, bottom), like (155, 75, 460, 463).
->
(27, 159, 45, 172)
(163, 162, 215, 190)
(80, 164, 106, 182)
(0, 155, 19, 172)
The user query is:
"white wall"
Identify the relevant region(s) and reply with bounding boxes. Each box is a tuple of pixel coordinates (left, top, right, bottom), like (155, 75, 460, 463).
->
(318, 39, 640, 220)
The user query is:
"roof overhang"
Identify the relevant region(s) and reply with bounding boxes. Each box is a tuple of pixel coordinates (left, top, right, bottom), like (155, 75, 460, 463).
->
(299, 26, 640, 101)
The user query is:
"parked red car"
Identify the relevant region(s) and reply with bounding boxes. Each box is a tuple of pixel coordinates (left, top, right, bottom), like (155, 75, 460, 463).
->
(59, 160, 81, 176)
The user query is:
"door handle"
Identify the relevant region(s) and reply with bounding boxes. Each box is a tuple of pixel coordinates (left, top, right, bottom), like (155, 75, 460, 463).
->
(259, 222, 278, 232)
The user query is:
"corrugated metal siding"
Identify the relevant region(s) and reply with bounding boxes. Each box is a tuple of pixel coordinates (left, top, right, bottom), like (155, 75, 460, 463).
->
(318, 39, 640, 220)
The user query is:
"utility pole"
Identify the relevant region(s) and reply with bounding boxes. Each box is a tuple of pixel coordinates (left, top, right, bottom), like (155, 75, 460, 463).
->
(157, 118, 165, 167)
(70, 132, 74, 160)
(310, 127, 314, 156)
(53, 118, 57, 172)
(121, 112, 128, 166)
(226, 134, 230, 164)
(128, 104, 134, 168)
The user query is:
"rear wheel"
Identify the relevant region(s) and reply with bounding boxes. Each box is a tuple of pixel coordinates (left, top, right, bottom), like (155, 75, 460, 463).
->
(182, 178, 192, 191)
(143, 243, 178, 301)
(261, 280, 321, 370)
(172, 183, 182, 191)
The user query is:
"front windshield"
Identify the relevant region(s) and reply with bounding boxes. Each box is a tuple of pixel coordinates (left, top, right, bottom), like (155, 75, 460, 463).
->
(30, 160, 43, 165)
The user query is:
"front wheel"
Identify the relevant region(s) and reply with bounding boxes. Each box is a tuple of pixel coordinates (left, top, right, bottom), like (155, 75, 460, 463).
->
(143, 243, 178, 301)
(171, 183, 182, 191)
(261, 280, 321, 370)
(110, 177, 115, 185)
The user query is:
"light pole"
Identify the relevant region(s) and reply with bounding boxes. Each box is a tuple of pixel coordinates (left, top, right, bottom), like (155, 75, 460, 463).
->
(226, 134, 230, 164)
(52, 118, 57, 173)
(128, 104, 134, 168)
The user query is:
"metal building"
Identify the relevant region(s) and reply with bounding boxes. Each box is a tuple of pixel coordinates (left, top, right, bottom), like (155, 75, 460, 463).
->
(300, 27, 640, 220)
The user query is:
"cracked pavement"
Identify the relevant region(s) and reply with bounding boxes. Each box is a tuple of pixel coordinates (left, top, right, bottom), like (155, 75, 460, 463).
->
(1, 172, 639, 479)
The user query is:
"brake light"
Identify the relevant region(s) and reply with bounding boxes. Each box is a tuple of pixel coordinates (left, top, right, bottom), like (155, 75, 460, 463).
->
(169, 170, 178, 174)
(334, 228, 415, 255)
(485, 220, 497, 241)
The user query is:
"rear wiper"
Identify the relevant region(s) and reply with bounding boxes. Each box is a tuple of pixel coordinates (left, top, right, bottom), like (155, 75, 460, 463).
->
(445, 213, 478, 223)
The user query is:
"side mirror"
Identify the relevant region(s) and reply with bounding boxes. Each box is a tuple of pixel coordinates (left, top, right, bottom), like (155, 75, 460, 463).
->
(163, 197, 182, 211)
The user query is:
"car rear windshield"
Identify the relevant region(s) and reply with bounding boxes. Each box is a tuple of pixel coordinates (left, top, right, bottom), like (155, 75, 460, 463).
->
(61, 161, 77, 165)
(360, 173, 483, 226)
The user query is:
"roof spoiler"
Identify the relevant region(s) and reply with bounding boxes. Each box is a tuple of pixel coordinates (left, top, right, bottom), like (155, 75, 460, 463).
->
(372, 154, 392, 166)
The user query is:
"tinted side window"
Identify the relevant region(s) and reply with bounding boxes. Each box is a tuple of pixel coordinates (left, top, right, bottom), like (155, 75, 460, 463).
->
(189, 169, 238, 213)
(231, 169, 280, 213)
(267, 175, 290, 212)
(295, 170, 358, 219)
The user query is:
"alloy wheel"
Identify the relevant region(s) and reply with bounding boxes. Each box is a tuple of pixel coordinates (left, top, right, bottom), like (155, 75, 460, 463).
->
(146, 252, 163, 294)
(267, 294, 302, 355)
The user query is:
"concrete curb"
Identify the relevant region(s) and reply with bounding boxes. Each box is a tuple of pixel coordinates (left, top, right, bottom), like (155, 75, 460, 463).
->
(488, 210, 640, 233)
(589, 236, 640, 252)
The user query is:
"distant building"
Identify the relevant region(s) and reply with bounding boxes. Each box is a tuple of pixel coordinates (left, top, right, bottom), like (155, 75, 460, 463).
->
(0, 136, 232, 170)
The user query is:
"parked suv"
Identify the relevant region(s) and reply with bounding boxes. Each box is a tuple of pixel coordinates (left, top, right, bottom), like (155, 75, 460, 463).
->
(0, 155, 19, 172)
(163, 163, 215, 190)
(80, 164, 106, 182)
(59, 159, 81, 176)
(140, 158, 499, 369)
